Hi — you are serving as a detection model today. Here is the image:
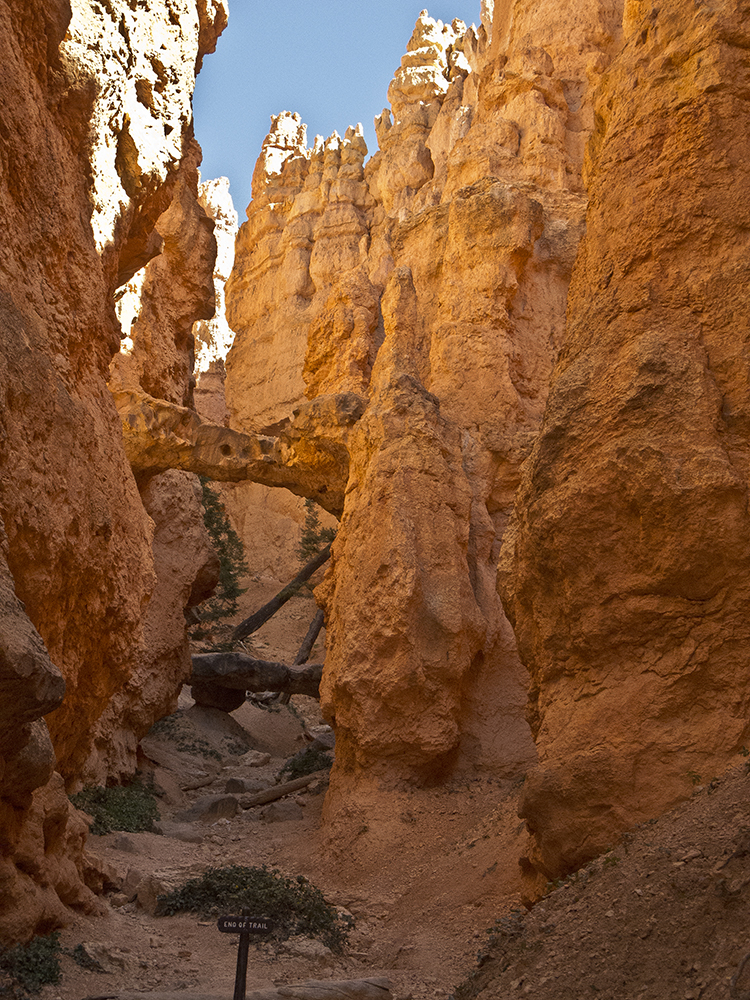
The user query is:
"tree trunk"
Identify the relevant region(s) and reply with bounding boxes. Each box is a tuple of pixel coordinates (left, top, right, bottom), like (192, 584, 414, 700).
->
(190, 652, 322, 698)
(231, 545, 332, 641)
(278, 608, 326, 706)
(238, 769, 329, 808)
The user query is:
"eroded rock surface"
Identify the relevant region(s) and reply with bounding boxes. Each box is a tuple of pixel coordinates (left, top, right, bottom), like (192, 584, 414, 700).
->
(317, 285, 486, 780)
(191, 180, 320, 581)
(193, 176, 239, 375)
(0, 0, 226, 941)
(499, 0, 750, 875)
(225, 3, 623, 795)
(5, 0, 744, 948)
(115, 388, 362, 516)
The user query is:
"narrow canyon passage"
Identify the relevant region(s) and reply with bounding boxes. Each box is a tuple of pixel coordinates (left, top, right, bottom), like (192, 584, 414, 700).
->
(2, 1, 750, 998)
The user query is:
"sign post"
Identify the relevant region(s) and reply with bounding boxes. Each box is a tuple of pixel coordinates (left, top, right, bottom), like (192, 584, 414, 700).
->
(217, 910, 274, 1000)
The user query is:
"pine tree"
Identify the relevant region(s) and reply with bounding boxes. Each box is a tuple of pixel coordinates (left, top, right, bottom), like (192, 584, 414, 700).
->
(191, 477, 248, 639)
(297, 498, 337, 565)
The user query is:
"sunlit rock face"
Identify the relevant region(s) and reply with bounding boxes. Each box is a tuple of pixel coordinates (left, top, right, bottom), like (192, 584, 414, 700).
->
(0, 0, 226, 942)
(105, 139, 222, 790)
(225, 1, 623, 799)
(499, 0, 750, 877)
(226, 111, 375, 431)
(191, 177, 321, 581)
(109, 139, 218, 409)
(193, 176, 239, 375)
(224, 110, 363, 580)
(115, 388, 360, 518)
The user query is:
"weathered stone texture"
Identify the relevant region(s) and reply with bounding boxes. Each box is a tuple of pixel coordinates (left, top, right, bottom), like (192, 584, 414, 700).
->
(115, 388, 361, 517)
(0, 0, 226, 941)
(6, 0, 742, 940)
(317, 274, 486, 779)
(225, 2, 623, 792)
(192, 181, 325, 582)
(226, 113, 375, 433)
(500, 0, 750, 876)
(86, 470, 219, 783)
(109, 137, 218, 408)
(0, 773, 102, 945)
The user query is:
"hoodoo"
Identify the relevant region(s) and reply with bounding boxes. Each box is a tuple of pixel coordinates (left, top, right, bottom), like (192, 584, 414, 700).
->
(222, 3, 621, 803)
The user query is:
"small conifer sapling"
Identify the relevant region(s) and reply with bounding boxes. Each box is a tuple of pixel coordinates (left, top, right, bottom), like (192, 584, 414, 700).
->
(191, 477, 249, 640)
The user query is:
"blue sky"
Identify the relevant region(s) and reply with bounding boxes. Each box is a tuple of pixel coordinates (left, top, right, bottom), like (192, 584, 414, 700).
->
(193, 0, 482, 217)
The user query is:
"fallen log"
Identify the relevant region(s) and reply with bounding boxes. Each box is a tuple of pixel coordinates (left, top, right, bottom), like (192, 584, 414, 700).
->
(190, 652, 322, 698)
(238, 769, 330, 809)
(232, 545, 332, 641)
(278, 608, 326, 706)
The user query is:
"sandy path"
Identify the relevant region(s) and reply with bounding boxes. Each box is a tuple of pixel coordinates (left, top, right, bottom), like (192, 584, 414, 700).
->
(47, 578, 527, 1000)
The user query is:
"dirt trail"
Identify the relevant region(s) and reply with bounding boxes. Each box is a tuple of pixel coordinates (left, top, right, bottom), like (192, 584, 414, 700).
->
(39, 577, 750, 1000)
(47, 580, 530, 1000)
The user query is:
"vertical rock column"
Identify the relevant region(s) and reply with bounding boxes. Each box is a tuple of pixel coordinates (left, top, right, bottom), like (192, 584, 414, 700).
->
(500, 0, 750, 876)
(225, 3, 626, 795)
(318, 269, 486, 781)
(0, 0, 226, 940)
(104, 142, 223, 785)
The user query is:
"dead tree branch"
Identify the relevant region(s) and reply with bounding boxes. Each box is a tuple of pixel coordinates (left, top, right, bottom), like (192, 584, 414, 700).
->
(238, 769, 330, 809)
(232, 545, 332, 641)
(277, 608, 326, 706)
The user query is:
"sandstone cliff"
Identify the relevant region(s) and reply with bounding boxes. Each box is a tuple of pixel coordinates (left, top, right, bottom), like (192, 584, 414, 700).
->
(192, 178, 324, 581)
(0, 0, 226, 941)
(499, 0, 750, 876)
(3, 0, 744, 946)
(205, 0, 750, 880)
(224, 2, 624, 801)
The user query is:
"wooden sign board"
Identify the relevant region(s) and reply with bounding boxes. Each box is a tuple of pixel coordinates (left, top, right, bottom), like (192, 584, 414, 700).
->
(218, 915, 274, 935)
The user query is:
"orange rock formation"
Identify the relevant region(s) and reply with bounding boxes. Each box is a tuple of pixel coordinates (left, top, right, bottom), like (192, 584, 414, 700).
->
(224, 3, 623, 800)
(499, 0, 750, 876)
(193, 177, 340, 582)
(0, 0, 226, 941)
(3, 0, 746, 944)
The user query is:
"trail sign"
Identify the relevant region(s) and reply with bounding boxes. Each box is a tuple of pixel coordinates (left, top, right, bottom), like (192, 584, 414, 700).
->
(217, 911, 274, 1000)
(218, 915, 274, 935)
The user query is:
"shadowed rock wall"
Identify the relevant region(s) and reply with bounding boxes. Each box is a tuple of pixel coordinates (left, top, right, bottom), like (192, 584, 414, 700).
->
(499, 0, 750, 876)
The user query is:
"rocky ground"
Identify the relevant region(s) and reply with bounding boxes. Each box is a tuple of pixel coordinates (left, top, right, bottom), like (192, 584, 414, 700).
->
(19, 578, 750, 1000)
(456, 763, 750, 1000)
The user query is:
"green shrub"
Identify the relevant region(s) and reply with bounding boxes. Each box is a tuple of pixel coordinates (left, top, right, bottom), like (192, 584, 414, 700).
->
(0, 932, 61, 993)
(279, 747, 333, 782)
(169, 736, 222, 761)
(70, 777, 159, 835)
(191, 477, 249, 639)
(149, 714, 247, 760)
(158, 865, 352, 952)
